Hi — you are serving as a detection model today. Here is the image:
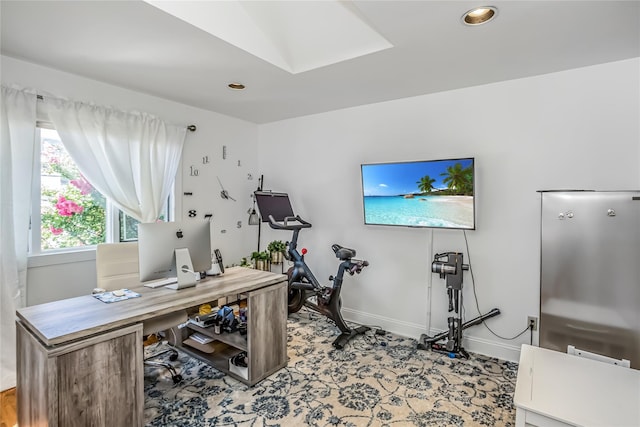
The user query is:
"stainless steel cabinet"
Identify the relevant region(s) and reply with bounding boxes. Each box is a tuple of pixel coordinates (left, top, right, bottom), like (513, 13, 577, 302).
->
(540, 191, 640, 368)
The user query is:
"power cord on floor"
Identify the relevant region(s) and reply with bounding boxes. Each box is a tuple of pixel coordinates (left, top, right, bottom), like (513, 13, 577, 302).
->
(364, 325, 389, 347)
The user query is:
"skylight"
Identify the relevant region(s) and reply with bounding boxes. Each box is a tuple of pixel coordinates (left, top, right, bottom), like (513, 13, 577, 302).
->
(145, 0, 393, 74)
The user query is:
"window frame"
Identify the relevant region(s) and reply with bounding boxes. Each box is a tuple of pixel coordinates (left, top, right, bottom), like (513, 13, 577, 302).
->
(29, 124, 174, 266)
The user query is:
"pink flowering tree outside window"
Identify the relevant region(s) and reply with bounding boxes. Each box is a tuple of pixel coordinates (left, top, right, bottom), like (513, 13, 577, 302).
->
(40, 132, 106, 250)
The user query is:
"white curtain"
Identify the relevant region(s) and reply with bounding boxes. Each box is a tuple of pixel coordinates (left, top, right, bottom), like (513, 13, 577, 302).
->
(45, 98, 186, 222)
(0, 86, 37, 391)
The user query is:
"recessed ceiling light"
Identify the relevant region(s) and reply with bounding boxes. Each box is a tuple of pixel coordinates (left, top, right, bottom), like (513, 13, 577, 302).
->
(228, 83, 246, 90)
(462, 6, 498, 26)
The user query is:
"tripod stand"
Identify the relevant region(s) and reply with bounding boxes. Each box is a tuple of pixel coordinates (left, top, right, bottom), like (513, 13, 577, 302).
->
(417, 252, 500, 358)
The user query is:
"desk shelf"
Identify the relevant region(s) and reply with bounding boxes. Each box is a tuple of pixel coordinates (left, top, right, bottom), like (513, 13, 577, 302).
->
(180, 340, 247, 381)
(180, 324, 249, 382)
(185, 323, 248, 352)
(178, 281, 287, 386)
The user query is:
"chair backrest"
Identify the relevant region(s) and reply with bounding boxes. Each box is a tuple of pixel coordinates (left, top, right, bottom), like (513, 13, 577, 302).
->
(97, 242, 187, 334)
(96, 242, 140, 290)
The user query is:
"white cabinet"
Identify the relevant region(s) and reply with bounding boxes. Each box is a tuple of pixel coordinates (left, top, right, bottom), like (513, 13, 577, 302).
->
(514, 345, 640, 427)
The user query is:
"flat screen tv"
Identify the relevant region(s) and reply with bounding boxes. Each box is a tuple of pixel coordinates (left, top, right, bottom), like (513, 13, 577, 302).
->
(361, 158, 475, 229)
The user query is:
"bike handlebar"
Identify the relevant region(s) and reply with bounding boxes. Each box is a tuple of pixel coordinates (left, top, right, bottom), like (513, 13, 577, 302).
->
(268, 214, 312, 231)
(347, 259, 369, 275)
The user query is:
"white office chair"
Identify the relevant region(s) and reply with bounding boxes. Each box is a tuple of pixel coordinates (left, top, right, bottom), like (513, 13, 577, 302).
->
(96, 242, 187, 383)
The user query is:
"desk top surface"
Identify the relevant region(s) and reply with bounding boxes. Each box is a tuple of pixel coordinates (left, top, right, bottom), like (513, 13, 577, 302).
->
(514, 344, 640, 426)
(17, 267, 286, 347)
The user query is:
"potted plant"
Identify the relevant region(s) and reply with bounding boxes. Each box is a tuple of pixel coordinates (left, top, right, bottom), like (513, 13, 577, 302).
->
(267, 240, 286, 264)
(251, 251, 270, 271)
(250, 251, 260, 269)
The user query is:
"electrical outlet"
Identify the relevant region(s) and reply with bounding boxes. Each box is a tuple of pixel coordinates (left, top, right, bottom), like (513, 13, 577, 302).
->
(527, 316, 538, 331)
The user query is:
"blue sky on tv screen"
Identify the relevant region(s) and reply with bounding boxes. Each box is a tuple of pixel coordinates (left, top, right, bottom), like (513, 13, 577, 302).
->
(361, 158, 473, 197)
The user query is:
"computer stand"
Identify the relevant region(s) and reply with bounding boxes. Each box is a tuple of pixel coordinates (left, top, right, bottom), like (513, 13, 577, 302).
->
(166, 248, 197, 290)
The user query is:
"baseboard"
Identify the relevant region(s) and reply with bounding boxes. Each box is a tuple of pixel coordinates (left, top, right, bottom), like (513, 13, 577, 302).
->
(343, 307, 522, 363)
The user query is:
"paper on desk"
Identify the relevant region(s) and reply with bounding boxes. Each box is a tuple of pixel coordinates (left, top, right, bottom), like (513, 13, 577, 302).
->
(93, 289, 141, 303)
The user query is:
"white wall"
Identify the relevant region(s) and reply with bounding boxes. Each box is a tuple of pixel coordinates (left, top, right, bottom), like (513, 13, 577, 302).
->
(4, 54, 638, 362)
(1, 56, 260, 305)
(257, 58, 640, 361)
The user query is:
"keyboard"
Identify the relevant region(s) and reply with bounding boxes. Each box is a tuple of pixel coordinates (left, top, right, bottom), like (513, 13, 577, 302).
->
(143, 277, 178, 288)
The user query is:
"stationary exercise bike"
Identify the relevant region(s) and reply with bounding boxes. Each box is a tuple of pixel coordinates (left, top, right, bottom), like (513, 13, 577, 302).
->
(255, 191, 370, 349)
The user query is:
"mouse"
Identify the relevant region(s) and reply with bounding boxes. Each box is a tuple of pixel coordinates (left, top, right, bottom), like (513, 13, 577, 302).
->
(112, 289, 125, 297)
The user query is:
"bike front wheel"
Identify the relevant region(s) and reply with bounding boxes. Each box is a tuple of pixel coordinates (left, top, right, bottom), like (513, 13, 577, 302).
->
(288, 287, 305, 313)
(287, 266, 305, 313)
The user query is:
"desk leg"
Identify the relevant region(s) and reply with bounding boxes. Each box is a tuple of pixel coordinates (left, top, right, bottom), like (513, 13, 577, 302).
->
(247, 281, 288, 385)
(17, 321, 144, 427)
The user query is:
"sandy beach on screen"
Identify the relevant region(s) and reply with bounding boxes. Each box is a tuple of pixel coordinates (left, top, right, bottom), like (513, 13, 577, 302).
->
(420, 195, 473, 206)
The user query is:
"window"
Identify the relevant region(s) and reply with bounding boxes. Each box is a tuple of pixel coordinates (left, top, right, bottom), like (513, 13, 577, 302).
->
(119, 211, 141, 242)
(31, 126, 171, 254)
(35, 127, 107, 251)
(119, 209, 169, 242)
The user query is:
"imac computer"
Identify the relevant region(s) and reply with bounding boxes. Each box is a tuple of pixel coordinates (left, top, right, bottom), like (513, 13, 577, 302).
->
(138, 220, 212, 289)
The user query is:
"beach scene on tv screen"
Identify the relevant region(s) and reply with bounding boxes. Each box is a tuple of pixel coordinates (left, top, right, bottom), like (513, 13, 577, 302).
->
(362, 159, 474, 229)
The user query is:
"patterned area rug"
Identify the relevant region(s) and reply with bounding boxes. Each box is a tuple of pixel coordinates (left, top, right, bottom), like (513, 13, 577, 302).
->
(145, 311, 518, 426)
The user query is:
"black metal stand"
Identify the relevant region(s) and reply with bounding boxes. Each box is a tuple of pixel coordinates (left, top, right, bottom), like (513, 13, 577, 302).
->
(256, 175, 263, 252)
(333, 326, 370, 350)
(417, 252, 500, 358)
(304, 281, 371, 349)
(417, 308, 500, 357)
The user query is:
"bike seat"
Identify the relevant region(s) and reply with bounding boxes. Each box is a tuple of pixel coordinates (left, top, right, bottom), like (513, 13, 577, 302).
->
(332, 244, 355, 260)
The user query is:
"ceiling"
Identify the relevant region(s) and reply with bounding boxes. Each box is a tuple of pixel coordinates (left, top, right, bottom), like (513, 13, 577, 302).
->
(1, 1, 639, 124)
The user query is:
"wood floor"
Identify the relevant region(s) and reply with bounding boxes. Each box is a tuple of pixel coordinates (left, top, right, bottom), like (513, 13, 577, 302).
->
(0, 388, 16, 427)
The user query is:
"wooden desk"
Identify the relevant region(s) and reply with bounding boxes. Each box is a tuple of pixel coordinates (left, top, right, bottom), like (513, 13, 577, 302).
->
(514, 344, 640, 427)
(16, 267, 287, 427)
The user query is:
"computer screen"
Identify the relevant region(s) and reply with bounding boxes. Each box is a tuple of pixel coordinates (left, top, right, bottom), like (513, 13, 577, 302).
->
(254, 191, 295, 222)
(138, 220, 212, 282)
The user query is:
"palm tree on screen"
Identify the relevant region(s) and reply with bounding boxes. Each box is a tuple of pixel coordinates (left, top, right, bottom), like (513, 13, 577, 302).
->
(441, 163, 473, 195)
(417, 175, 436, 194)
